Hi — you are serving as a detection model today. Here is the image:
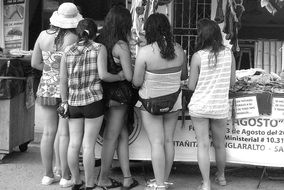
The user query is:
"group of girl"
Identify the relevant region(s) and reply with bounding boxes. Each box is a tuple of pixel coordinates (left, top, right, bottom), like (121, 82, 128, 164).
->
(32, 2, 235, 190)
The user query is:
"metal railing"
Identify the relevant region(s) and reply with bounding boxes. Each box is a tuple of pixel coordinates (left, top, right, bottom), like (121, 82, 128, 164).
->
(173, 0, 211, 59)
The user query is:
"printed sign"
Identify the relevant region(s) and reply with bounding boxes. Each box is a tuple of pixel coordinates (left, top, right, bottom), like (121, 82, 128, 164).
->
(95, 109, 284, 167)
(3, 0, 26, 50)
(230, 96, 259, 119)
(271, 97, 284, 118)
(0, 1, 4, 48)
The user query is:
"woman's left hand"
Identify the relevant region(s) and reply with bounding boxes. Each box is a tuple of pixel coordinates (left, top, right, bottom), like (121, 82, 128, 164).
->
(118, 71, 126, 81)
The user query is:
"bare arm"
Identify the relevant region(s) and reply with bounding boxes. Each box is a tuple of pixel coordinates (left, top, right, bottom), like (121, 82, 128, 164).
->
(181, 49, 188, 81)
(59, 53, 68, 103)
(230, 51, 236, 87)
(132, 47, 146, 87)
(187, 53, 201, 91)
(113, 41, 133, 81)
(97, 45, 124, 82)
(31, 32, 44, 70)
(61, 33, 78, 49)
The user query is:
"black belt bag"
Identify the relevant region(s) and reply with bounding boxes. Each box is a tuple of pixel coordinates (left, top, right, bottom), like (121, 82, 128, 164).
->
(139, 88, 181, 115)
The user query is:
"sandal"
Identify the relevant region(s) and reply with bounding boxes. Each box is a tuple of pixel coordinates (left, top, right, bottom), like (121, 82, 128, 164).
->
(197, 182, 211, 190)
(71, 182, 85, 190)
(97, 178, 122, 189)
(215, 173, 226, 186)
(154, 185, 166, 190)
(121, 177, 139, 190)
(145, 183, 166, 190)
(84, 184, 97, 190)
(146, 179, 173, 188)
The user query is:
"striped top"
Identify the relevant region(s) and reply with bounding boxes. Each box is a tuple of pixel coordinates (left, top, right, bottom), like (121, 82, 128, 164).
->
(188, 48, 232, 119)
(63, 41, 103, 106)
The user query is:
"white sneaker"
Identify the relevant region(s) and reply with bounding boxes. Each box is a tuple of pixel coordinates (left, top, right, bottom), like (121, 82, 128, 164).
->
(41, 176, 58, 185)
(59, 178, 74, 188)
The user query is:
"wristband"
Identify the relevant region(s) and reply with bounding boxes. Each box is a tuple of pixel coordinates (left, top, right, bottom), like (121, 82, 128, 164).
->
(132, 84, 139, 89)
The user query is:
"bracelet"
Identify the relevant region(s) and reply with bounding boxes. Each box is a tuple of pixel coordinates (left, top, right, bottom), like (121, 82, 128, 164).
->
(132, 84, 139, 89)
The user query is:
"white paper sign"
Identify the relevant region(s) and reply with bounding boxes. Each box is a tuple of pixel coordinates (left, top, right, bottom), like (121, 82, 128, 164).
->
(272, 97, 284, 118)
(232, 96, 259, 119)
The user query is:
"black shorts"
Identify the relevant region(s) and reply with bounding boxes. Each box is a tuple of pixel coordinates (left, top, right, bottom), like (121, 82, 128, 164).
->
(68, 100, 104, 119)
(102, 80, 138, 106)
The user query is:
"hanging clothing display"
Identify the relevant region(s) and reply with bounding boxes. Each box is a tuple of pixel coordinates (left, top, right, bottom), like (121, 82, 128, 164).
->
(129, 0, 158, 59)
(223, 0, 244, 52)
(276, 0, 284, 8)
(214, 0, 224, 24)
(261, 0, 277, 15)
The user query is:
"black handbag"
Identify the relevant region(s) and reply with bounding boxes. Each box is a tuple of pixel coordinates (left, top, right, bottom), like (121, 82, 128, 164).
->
(56, 102, 69, 118)
(139, 88, 181, 115)
(102, 80, 138, 106)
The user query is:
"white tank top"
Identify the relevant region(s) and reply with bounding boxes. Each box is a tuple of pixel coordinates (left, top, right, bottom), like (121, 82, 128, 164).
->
(136, 70, 182, 112)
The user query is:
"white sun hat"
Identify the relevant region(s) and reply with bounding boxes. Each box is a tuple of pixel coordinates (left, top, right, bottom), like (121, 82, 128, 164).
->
(49, 2, 83, 29)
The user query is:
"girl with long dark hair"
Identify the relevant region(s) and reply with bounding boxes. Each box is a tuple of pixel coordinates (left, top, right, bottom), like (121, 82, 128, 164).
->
(132, 13, 188, 190)
(96, 6, 138, 190)
(187, 18, 236, 190)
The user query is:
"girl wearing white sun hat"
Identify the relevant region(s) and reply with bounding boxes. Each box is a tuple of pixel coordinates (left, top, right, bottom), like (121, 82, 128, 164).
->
(49, 2, 83, 29)
(31, 2, 82, 187)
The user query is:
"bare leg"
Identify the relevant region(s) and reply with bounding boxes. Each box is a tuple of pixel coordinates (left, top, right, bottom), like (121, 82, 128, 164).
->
(191, 117, 211, 188)
(163, 111, 179, 181)
(117, 125, 133, 186)
(40, 105, 59, 178)
(140, 110, 165, 187)
(58, 118, 70, 180)
(98, 105, 128, 186)
(68, 118, 84, 184)
(83, 116, 104, 188)
(211, 119, 227, 179)
(54, 126, 61, 176)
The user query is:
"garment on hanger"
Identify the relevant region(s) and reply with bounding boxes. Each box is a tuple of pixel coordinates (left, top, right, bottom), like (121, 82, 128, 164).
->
(223, 0, 244, 52)
(214, 0, 224, 24)
(261, 0, 277, 15)
(275, 0, 284, 8)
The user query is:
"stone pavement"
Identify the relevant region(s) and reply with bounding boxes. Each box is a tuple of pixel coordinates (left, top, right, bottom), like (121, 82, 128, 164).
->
(0, 143, 284, 190)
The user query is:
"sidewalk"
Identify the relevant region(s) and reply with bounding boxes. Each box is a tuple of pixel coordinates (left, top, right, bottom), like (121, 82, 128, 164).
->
(0, 143, 284, 190)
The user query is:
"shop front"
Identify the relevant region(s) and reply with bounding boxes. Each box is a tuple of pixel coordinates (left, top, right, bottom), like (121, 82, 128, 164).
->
(1, 0, 284, 168)
(93, 0, 284, 169)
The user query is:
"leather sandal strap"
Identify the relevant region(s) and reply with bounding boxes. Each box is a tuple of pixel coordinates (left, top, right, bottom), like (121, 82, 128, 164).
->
(155, 185, 166, 189)
(123, 176, 132, 179)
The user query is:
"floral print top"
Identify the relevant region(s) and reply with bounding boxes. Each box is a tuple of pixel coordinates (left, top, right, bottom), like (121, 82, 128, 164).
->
(36, 51, 63, 99)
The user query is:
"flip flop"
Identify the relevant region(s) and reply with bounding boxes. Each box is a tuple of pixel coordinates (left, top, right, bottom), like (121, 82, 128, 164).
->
(85, 184, 97, 190)
(98, 178, 122, 189)
(71, 182, 85, 190)
(121, 178, 139, 190)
